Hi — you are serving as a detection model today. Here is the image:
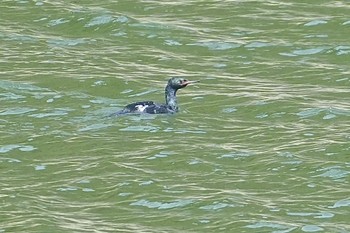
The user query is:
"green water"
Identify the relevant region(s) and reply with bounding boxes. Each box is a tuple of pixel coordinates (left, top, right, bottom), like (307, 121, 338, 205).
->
(1, 1, 350, 232)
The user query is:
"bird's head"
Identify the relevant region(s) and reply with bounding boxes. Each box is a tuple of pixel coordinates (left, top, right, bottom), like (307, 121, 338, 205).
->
(168, 77, 199, 90)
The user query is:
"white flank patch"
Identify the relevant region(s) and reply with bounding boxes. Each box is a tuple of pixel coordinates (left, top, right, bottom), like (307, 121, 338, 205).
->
(135, 104, 148, 112)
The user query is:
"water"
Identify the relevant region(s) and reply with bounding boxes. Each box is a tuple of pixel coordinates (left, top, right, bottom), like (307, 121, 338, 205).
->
(1, 1, 350, 232)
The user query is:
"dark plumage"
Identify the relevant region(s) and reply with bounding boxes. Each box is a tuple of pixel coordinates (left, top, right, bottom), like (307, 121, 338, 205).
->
(111, 77, 199, 115)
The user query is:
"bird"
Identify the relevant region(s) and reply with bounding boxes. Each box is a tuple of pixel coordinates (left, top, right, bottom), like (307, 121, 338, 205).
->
(110, 77, 199, 115)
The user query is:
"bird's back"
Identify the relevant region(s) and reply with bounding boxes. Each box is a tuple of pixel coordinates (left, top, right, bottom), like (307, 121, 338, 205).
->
(112, 101, 174, 115)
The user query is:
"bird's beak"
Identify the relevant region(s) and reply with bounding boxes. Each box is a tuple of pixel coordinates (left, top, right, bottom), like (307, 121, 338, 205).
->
(183, 80, 200, 86)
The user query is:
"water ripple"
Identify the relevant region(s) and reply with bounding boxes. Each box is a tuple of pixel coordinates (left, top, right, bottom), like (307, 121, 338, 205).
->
(130, 199, 194, 210)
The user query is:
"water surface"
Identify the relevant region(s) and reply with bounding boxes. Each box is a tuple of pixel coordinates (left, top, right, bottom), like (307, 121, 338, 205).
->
(1, 1, 350, 232)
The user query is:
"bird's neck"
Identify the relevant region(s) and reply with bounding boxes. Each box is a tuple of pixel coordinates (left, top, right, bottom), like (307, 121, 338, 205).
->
(165, 85, 178, 112)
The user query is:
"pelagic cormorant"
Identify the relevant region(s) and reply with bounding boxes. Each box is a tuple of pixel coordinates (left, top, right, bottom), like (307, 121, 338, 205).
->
(111, 77, 199, 115)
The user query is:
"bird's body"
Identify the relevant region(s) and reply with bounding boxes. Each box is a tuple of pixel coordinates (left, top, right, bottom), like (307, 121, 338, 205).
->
(111, 77, 198, 116)
(117, 101, 172, 114)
